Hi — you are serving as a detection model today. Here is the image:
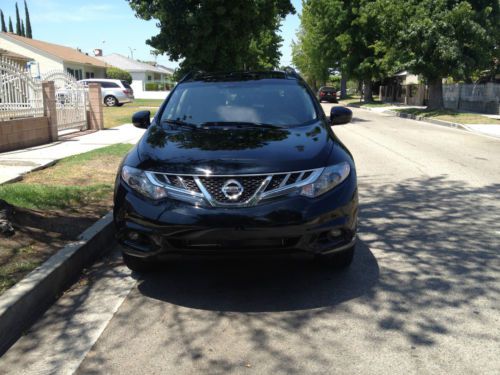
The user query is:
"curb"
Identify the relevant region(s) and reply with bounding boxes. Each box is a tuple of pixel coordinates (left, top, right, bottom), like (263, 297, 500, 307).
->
(0, 212, 115, 355)
(383, 109, 470, 131)
(349, 105, 492, 135)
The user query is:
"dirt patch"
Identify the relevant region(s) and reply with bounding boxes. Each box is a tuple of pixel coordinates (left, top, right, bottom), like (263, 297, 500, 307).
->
(0, 143, 132, 295)
(0, 200, 111, 294)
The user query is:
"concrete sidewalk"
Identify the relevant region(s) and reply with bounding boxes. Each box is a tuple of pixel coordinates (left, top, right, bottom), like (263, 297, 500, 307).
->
(0, 124, 145, 184)
(354, 105, 500, 139)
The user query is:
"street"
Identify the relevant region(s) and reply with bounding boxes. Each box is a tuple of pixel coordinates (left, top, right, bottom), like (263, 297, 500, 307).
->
(2, 107, 499, 374)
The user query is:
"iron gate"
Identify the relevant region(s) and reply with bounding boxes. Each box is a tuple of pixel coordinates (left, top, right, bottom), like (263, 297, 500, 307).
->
(41, 70, 87, 132)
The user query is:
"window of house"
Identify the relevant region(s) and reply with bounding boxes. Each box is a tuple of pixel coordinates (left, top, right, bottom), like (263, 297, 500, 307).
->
(147, 75, 152, 81)
(85, 72, 95, 79)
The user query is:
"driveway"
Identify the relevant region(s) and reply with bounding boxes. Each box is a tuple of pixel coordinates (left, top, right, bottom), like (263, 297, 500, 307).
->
(2, 106, 499, 374)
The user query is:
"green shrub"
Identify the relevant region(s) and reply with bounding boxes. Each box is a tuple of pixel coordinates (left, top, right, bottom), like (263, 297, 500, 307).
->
(106, 67, 132, 84)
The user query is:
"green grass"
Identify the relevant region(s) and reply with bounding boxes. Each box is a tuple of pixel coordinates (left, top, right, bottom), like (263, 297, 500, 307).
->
(395, 108, 500, 125)
(338, 95, 390, 108)
(1, 260, 39, 294)
(0, 143, 133, 210)
(104, 99, 163, 128)
(0, 183, 111, 210)
(55, 143, 133, 165)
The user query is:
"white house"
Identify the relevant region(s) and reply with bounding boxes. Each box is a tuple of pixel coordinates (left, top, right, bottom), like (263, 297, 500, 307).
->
(0, 32, 106, 79)
(97, 53, 173, 95)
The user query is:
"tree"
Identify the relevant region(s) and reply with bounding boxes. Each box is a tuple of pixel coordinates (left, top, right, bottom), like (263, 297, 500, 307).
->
(21, 20, 25, 37)
(127, 1, 295, 74)
(1, 11, 6, 33)
(382, 0, 500, 109)
(293, 0, 392, 101)
(106, 67, 133, 84)
(24, 0, 32, 38)
(8, 17, 13, 33)
(15, 3, 21, 36)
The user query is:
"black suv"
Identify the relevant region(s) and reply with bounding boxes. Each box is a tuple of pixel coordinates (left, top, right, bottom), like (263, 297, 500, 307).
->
(114, 70, 358, 271)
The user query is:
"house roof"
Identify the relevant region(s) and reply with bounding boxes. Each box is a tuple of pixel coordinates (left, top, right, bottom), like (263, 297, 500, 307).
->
(0, 32, 107, 68)
(97, 53, 172, 74)
(0, 48, 31, 62)
(156, 64, 175, 75)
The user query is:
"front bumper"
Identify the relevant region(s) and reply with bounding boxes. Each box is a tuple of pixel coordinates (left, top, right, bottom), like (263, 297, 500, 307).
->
(114, 177, 358, 259)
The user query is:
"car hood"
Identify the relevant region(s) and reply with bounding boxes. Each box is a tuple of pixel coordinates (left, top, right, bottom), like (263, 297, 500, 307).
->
(134, 121, 336, 174)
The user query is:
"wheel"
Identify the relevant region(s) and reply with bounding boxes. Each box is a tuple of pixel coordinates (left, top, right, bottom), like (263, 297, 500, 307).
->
(104, 95, 118, 107)
(116, 103, 124, 107)
(315, 245, 355, 269)
(122, 253, 155, 272)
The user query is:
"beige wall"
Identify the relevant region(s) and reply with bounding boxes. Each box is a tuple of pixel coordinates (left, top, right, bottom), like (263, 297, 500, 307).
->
(0, 35, 63, 75)
(63, 62, 106, 80)
(0, 117, 51, 153)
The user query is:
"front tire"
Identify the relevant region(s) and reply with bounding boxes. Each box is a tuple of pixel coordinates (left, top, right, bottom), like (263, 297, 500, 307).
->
(315, 245, 355, 269)
(122, 253, 155, 272)
(104, 95, 118, 107)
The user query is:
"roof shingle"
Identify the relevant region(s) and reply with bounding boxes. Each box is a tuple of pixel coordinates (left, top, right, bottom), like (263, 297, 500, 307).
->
(1, 32, 107, 68)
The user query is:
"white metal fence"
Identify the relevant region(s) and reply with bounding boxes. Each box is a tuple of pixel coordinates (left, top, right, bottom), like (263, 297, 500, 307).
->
(443, 83, 500, 114)
(0, 57, 44, 121)
(41, 70, 88, 132)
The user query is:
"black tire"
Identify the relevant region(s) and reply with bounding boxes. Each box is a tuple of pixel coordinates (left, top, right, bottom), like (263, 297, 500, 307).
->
(116, 103, 124, 107)
(104, 95, 118, 107)
(122, 253, 155, 272)
(315, 244, 355, 269)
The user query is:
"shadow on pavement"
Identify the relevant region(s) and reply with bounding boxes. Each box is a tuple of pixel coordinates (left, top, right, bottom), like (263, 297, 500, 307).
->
(136, 241, 379, 312)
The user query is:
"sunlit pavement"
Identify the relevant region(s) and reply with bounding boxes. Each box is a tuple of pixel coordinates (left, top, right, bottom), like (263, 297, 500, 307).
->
(1, 106, 499, 374)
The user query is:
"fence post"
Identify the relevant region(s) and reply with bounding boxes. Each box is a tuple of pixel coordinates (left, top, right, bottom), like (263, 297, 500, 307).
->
(88, 83, 104, 130)
(42, 81, 58, 142)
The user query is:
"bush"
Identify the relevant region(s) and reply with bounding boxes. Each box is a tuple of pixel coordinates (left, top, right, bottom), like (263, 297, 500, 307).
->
(106, 67, 132, 84)
(145, 82, 164, 91)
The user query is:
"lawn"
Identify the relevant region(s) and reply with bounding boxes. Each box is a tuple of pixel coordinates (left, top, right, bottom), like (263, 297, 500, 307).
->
(338, 95, 390, 108)
(0, 143, 133, 294)
(395, 108, 500, 125)
(104, 99, 164, 128)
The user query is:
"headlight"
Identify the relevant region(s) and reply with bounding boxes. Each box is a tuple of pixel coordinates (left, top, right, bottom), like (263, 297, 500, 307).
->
(121, 166, 168, 200)
(300, 162, 350, 198)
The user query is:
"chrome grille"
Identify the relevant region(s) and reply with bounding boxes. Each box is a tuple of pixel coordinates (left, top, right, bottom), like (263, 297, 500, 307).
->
(148, 168, 322, 207)
(199, 176, 266, 203)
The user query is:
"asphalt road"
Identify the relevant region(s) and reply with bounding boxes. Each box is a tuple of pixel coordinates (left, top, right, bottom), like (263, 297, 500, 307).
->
(2, 107, 500, 374)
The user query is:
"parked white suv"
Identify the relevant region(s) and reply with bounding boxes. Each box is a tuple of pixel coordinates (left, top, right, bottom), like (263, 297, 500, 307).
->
(79, 79, 134, 107)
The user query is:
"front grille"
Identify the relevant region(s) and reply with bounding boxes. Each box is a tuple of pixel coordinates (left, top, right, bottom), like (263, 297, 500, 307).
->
(149, 169, 320, 207)
(199, 176, 266, 203)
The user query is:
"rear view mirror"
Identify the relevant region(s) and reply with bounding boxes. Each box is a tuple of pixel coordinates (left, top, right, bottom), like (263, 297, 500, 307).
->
(330, 106, 353, 125)
(132, 111, 151, 129)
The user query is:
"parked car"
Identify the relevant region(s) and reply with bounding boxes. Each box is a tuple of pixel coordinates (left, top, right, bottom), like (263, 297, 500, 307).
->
(79, 79, 134, 107)
(114, 70, 357, 272)
(317, 86, 338, 103)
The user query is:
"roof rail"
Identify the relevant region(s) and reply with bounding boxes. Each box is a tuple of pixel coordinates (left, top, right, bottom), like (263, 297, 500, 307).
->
(178, 70, 205, 84)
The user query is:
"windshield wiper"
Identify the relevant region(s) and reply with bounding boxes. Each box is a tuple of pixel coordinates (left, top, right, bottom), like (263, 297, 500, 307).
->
(161, 119, 199, 129)
(200, 121, 281, 129)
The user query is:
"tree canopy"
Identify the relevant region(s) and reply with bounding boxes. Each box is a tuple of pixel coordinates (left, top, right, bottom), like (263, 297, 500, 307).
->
(293, 0, 499, 107)
(106, 67, 133, 84)
(127, 0, 295, 75)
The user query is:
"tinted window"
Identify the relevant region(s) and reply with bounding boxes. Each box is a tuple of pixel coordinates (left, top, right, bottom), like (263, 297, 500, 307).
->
(121, 81, 132, 89)
(98, 81, 120, 88)
(161, 80, 317, 126)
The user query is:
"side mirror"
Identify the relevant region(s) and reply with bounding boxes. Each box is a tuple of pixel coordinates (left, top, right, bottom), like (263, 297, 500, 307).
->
(132, 110, 151, 129)
(330, 106, 353, 125)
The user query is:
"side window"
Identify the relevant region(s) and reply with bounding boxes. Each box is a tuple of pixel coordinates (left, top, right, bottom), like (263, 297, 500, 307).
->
(99, 81, 120, 88)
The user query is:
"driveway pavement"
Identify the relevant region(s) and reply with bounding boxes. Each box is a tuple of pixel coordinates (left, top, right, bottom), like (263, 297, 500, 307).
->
(1, 107, 499, 374)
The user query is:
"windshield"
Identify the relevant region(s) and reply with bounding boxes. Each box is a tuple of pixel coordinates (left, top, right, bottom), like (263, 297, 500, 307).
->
(160, 80, 318, 126)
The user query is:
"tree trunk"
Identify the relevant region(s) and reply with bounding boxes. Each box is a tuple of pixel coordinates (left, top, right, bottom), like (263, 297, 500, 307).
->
(427, 78, 444, 110)
(340, 75, 347, 99)
(363, 80, 374, 102)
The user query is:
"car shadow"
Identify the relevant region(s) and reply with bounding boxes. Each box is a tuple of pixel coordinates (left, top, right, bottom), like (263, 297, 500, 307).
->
(136, 240, 379, 312)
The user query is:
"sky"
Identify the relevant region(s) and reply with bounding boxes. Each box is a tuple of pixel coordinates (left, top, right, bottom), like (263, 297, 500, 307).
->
(0, 0, 302, 69)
